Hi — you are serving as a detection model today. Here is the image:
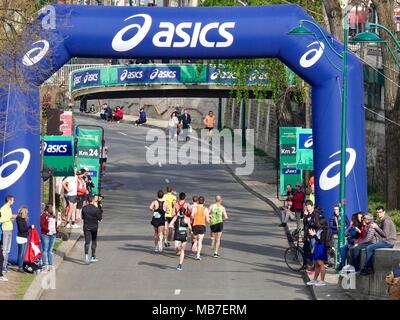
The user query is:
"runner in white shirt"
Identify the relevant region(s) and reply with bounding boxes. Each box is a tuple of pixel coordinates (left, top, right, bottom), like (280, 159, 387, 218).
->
(62, 172, 79, 228)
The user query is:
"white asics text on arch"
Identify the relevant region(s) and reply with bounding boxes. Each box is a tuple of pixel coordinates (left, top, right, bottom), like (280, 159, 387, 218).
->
(112, 14, 236, 52)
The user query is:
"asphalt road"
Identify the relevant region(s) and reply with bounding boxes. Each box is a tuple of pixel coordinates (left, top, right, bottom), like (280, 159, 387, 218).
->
(41, 115, 311, 300)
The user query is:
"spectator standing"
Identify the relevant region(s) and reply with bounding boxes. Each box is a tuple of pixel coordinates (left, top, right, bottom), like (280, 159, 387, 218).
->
(180, 109, 192, 141)
(40, 205, 57, 272)
(168, 112, 179, 141)
(303, 200, 319, 270)
(279, 199, 294, 227)
(63, 171, 79, 228)
(329, 204, 349, 254)
(292, 183, 305, 230)
(76, 169, 89, 221)
(307, 216, 329, 286)
(16, 206, 30, 273)
(360, 206, 397, 275)
(100, 140, 108, 174)
(82, 195, 103, 264)
(203, 110, 216, 141)
(0, 195, 16, 273)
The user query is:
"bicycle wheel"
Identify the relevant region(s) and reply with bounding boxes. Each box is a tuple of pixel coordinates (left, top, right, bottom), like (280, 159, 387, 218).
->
(285, 246, 305, 272)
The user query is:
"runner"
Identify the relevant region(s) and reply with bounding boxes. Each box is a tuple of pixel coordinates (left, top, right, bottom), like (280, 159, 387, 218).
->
(173, 192, 190, 248)
(169, 207, 192, 271)
(190, 196, 198, 253)
(149, 190, 168, 253)
(191, 196, 210, 260)
(209, 195, 228, 258)
(76, 169, 89, 222)
(163, 186, 176, 248)
(99, 140, 108, 175)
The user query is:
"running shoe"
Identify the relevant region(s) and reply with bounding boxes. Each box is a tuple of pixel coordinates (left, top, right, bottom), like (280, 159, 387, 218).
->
(213, 253, 219, 258)
(164, 242, 170, 247)
(85, 255, 90, 265)
(176, 264, 183, 271)
(90, 257, 99, 263)
(196, 255, 202, 261)
(72, 224, 80, 229)
(158, 242, 163, 252)
(0, 276, 8, 282)
(314, 281, 327, 287)
(155, 246, 159, 252)
(66, 223, 72, 228)
(306, 280, 317, 286)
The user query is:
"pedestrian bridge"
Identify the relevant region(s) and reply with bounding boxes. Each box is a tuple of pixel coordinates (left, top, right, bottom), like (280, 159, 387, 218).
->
(68, 64, 272, 100)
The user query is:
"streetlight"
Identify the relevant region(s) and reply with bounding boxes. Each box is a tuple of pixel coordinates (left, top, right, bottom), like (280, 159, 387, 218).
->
(288, 3, 350, 271)
(351, 23, 400, 68)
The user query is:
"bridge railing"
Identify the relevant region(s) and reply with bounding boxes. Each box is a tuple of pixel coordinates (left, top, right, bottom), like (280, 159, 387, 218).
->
(44, 63, 108, 86)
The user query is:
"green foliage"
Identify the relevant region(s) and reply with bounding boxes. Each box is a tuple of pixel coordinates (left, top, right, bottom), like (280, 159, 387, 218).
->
(368, 192, 400, 232)
(199, 0, 323, 111)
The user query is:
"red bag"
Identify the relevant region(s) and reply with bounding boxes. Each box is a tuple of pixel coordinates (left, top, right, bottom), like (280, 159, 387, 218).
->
(25, 227, 42, 263)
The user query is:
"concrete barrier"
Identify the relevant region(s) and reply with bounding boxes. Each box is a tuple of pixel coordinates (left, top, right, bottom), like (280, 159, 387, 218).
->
(352, 248, 400, 299)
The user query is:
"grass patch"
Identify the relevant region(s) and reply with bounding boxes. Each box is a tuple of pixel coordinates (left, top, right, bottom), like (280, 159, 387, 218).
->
(368, 192, 400, 232)
(15, 273, 36, 300)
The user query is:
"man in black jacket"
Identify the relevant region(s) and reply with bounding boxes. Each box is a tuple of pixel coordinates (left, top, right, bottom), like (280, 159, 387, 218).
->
(82, 195, 103, 264)
(180, 110, 191, 141)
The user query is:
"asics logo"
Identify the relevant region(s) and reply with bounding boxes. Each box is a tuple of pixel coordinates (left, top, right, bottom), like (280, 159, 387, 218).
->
(112, 14, 236, 52)
(319, 148, 356, 191)
(304, 136, 313, 148)
(112, 14, 152, 52)
(22, 40, 50, 66)
(149, 68, 177, 80)
(300, 41, 324, 68)
(0, 148, 30, 190)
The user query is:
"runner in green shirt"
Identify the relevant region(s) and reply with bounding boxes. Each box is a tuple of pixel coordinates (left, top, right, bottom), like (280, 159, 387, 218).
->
(208, 195, 228, 258)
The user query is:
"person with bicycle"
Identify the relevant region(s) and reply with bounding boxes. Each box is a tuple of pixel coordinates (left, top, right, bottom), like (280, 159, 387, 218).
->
(307, 216, 329, 287)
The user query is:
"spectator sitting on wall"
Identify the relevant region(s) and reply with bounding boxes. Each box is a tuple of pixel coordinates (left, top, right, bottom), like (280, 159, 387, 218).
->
(134, 108, 147, 126)
(105, 104, 113, 122)
(113, 106, 124, 123)
(360, 206, 397, 275)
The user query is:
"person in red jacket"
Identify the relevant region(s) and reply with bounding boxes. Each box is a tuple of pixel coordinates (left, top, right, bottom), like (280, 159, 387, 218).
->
(292, 183, 305, 230)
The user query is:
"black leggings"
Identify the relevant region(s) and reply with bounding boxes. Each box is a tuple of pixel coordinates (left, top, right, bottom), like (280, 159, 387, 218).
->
(84, 228, 98, 257)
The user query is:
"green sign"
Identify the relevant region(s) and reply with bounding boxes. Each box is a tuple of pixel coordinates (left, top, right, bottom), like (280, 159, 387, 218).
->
(43, 136, 75, 177)
(76, 127, 103, 194)
(296, 128, 313, 170)
(279, 168, 303, 198)
(279, 127, 298, 168)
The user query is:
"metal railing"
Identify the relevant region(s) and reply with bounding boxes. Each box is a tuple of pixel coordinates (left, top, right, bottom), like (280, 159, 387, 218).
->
(45, 64, 106, 86)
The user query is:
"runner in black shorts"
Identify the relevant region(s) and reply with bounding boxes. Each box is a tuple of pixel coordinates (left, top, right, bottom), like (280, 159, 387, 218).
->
(209, 195, 228, 258)
(191, 196, 210, 260)
(169, 208, 192, 271)
(149, 190, 168, 253)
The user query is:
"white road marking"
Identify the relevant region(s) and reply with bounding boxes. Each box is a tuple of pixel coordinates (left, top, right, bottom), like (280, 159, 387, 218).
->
(118, 131, 128, 136)
(145, 146, 151, 150)
(165, 179, 170, 183)
(174, 289, 181, 295)
(158, 162, 162, 167)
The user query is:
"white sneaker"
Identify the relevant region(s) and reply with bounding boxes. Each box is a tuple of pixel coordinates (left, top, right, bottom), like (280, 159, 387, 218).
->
(158, 242, 163, 252)
(0, 276, 8, 282)
(306, 280, 317, 286)
(72, 224, 80, 229)
(314, 281, 327, 287)
(66, 223, 72, 228)
(155, 246, 159, 252)
(196, 254, 201, 261)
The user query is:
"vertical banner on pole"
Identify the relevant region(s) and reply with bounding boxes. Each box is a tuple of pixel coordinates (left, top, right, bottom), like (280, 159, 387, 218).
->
(279, 127, 301, 197)
(75, 127, 103, 194)
(296, 128, 313, 170)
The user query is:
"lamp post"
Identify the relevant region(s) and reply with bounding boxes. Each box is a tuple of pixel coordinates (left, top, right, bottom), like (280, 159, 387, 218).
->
(288, 2, 350, 271)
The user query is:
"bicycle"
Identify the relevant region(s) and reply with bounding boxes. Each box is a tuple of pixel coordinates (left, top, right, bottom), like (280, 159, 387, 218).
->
(284, 230, 306, 272)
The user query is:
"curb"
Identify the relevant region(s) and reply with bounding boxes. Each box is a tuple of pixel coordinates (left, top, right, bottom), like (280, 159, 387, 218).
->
(23, 229, 82, 300)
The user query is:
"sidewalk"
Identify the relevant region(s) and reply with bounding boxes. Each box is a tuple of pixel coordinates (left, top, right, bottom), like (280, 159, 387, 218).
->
(79, 111, 350, 300)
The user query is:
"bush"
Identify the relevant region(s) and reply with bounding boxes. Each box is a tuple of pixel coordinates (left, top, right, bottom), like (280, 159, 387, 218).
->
(368, 192, 400, 232)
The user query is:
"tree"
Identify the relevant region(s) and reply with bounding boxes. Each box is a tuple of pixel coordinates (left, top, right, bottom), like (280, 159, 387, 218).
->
(368, 0, 400, 209)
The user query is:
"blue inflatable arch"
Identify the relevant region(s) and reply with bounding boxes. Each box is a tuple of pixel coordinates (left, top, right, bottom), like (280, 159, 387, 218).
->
(0, 4, 367, 261)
